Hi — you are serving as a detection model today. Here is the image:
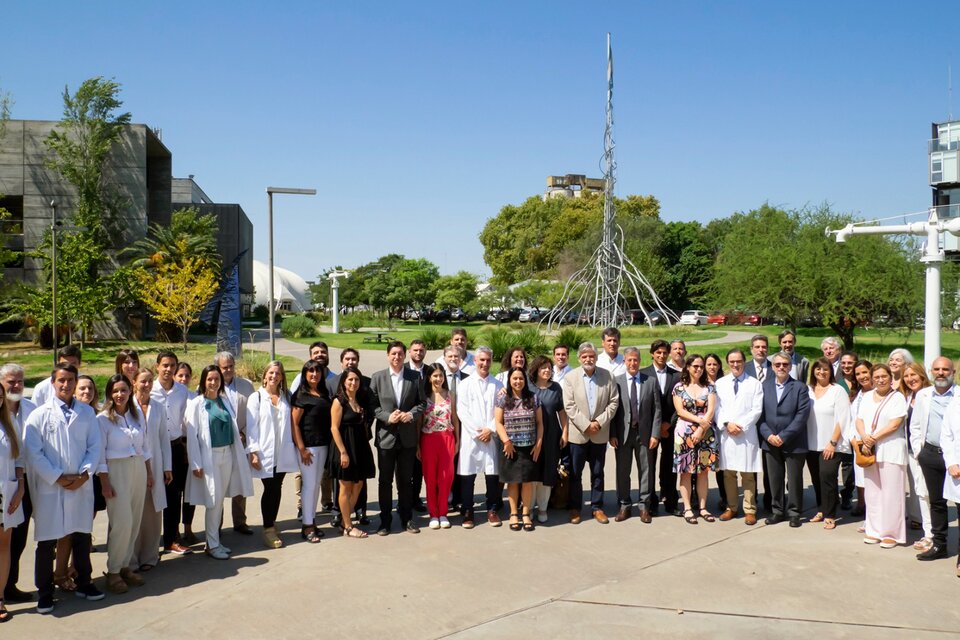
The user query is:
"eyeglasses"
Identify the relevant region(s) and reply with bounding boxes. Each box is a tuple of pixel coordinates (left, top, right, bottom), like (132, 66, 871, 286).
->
(689, 365, 704, 369)
(727, 360, 744, 365)
(772, 362, 791, 369)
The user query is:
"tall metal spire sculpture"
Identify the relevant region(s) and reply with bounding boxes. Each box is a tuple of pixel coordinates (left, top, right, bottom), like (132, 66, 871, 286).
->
(546, 33, 676, 330)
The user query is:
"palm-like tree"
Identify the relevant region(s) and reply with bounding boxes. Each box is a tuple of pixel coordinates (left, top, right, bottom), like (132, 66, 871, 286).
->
(126, 206, 221, 270)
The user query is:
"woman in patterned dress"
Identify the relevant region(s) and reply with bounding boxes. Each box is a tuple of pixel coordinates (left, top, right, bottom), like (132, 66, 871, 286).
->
(495, 367, 543, 531)
(672, 355, 719, 524)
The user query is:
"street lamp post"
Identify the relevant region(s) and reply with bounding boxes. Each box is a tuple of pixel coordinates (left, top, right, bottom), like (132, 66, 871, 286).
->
(327, 270, 350, 333)
(266, 187, 316, 360)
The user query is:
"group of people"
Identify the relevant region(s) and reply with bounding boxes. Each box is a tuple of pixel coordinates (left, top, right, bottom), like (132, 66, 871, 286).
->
(0, 327, 958, 620)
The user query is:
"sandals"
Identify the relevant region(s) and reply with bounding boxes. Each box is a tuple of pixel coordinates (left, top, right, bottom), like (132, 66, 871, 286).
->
(509, 513, 521, 531)
(343, 526, 368, 539)
(522, 512, 534, 531)
(301, 527, 322, 544)
(54, 573, 77, 592)
(810, 512, 824, 523)
(0, 603, 9, 623)
(684, 509, 698, 525)
(823, 519, 836, 530)
(699, 509, 716, 523)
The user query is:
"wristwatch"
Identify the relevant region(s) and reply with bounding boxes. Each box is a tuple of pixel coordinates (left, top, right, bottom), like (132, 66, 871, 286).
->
(829, 439, 838, 447)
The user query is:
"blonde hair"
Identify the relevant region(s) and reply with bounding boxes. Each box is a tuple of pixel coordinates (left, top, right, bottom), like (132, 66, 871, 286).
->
(0, 387, 19, 459)
(898, 361, 931, 397)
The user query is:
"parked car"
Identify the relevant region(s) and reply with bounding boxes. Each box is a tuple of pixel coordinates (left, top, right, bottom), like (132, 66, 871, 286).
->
(707, 311, 743, 326)
(486, 308, 513, 323)
(679, 310, 709, 326)
(450, 308, 466, 322)
(742, 313, 765, 326)
(433, 309, 451, 322)
(518, 308, 542, 322)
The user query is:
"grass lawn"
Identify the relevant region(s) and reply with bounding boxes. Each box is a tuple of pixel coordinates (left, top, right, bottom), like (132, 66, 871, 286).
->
(2, 341, 304, 392)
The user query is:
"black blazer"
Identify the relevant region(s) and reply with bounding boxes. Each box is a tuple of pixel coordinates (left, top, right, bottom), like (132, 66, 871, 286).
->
(641, 365, 679, 428)
(613, 371, 662, 443)
(370, 367, 425, 450)
(757, 376, 810, 454)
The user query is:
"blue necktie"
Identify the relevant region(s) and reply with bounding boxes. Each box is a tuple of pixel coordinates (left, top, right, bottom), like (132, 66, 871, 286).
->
(734, 377, 740, 395)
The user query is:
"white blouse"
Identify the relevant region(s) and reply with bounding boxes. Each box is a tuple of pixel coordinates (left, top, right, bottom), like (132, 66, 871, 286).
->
(97, 412, 151, 473)
(856, 390, 908, 465)
(806, 384, 851, 453)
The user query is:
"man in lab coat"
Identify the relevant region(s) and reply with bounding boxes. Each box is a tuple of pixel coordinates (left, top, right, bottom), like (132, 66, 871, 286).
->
(24, 363, 104, 613)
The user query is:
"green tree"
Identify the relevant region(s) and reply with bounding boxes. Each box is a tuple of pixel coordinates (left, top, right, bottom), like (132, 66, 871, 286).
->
(365, 257, 439, 319)
(341, 254, 404, 309)
(127, 206, 220, 270)
(433, 271, 479, 310)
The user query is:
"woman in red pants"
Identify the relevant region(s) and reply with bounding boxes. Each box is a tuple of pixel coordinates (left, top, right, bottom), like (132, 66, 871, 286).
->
(419, 364, 459, 529)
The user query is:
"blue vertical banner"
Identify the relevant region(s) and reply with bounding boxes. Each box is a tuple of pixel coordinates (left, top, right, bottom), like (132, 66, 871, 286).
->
(217, 264, 242, 356)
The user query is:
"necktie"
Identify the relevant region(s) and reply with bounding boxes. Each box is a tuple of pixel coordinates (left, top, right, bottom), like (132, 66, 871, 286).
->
(630, 377, 639, 428)
(734, 376, 740, 395)
(450, 374, 458, 397)
(757, 365, 766, 383)
(61, 404, 73, 422)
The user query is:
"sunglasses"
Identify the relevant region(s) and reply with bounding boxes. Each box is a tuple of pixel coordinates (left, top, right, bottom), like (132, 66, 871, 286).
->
(772, 362, 791, 369)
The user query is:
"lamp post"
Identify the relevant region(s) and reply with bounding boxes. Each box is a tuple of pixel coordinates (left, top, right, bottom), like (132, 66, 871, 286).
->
(327, 270, 350, 333)
(49, 199, 86, 364)
(266, 187, 316, 359)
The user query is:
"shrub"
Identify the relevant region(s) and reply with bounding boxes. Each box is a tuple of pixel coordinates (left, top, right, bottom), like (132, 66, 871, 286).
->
(479, 327, 514, 363)
(281, 315, 318, 339)
(554, 327, 589, 352)
(340, 313, 364, 333)
(478, 326, 548, 363)
(236, 350, 273, 384)
(252, 304, 270, 322)
(514, 326, 548, 358)
(418, 327, 448, 350)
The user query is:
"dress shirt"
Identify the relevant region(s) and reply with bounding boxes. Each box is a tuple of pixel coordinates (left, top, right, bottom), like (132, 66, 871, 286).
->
(754, 360, 767, 383)
(151, 380, 190, 440)
(583, 371, 597, 416)
(775, 381, 786, 403)
(390, 368, 404, 403)
(653, 366, 668, 393)
(596, 352, 626, 378)
(97, 413, 150, 472)
(733, 373, 746, 395)
(552, 365, 572, 382)
(787, 353, 800, 381)
(928, 386, 955, 445)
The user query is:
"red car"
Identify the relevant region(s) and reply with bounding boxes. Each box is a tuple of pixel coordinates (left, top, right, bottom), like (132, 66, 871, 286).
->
(742, 313, 765, 326)
(707, 311, 743, 326)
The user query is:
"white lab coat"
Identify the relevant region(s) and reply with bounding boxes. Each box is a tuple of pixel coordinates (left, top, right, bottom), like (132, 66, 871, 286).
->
(23, 398, 100, 541)
(246, 389, 299, 478)
(939, 394, 960, 502)
(184, 395, 254, 508)
(0, 425, 24, 529)
(456, 374, 503, 475)
(715, 374, 764, 473)
(141, 400, 173, 511)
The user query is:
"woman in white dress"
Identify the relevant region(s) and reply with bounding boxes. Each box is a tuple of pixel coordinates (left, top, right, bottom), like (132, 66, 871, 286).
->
(806, 358, 850, 530)
(847, 360, 873, 521)
(855, 363, 908, 548)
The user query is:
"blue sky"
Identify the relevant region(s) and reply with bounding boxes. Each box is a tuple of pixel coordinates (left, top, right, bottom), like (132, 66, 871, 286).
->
(3, 2, 951, 281)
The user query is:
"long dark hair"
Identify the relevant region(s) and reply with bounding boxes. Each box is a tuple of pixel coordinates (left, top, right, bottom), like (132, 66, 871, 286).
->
(503, 366, 535, 410)
(114, 348, 139, 374)
(704, 353, 724, 382)
(197, 365, 224, 397)
(102, 373, 140, 424)
(422, 363, 448, 397)
(850, 359, 874, 399)
(297, 360, 330, 399)
(336, 366, 368, 408)
(501, 347, 527, 373)
(680, 354, 707, 386)
(808, 357, 836, 386)
(528, 355, 553, 384)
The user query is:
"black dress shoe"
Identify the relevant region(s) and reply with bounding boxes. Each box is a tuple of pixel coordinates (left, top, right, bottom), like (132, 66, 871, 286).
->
(413, 501, 427, 513)
(673, 505, 684, 518)
(765, 515, 785, 525)
(357, 513, 371, 525)
(376, 526, 390, 537)
(840, 497, 853, 511)
(789, 517, 801, 528)
(4, 587, 33, 603)
(917, 545, 948, 561)
(405, 521, 421, 534)
(234, 524, 254, 536)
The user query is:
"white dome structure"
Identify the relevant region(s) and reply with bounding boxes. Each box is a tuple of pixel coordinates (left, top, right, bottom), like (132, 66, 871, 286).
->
(252, 260, 312, 312)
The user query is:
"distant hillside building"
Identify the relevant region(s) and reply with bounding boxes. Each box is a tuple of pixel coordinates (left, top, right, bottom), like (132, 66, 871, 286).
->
(543, 174, 605, 201)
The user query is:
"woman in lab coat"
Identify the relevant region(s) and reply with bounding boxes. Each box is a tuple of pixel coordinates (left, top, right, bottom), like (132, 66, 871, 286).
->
(0, 384, 25, 622)
(184, 365, 255, 560)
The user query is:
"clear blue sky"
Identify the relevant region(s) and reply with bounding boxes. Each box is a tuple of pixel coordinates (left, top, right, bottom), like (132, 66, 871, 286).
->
(3, 1, 952, 282)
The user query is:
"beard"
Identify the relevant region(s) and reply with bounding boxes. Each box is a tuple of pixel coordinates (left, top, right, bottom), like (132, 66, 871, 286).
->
(934, 377, 953, 391)
(5, 393, 21, 403)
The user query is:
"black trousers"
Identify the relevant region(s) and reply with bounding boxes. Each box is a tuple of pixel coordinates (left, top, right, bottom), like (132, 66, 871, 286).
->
(6, 479, 31, 592)
(569, 441, 607, 512)
(260, 471, 286, 529)
(764, 448, 804, 518)
(840, 457, 855, 502)
(919, 442, 951, 549)
(36, 533, 92, 600)
(615, 433, 654, 508)
(806, 450, 849, 519)
(460, 473, 501, 515)
(652, 428, 678, 510)
(378, 446, 416, 527)
(163, 438, 189, 546)
(412, 457, 424, 502)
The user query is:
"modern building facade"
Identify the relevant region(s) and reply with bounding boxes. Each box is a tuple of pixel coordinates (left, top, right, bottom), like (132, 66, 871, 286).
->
(930, 120, 960, 253)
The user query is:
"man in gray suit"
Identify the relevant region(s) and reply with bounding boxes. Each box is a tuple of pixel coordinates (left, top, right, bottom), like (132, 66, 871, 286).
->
(778, 329, 809, 383)
(562, 342, 620, 524)
(370, 341, 425, 535)
(612, 347, 661, 523)
(217, 352, 256, 536)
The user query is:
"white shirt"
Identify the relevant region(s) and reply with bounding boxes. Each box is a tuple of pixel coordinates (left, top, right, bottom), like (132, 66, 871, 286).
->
(652, 366, 669, 393)
(389, 368, 404, 403)
(552, 364, 572, 382)
(31, 376, 53, 406)
(151, 380, 190, 440)
(806, 384, 851, 452)
(596, 352, 626, 378)
(97, 412, 151, 472)
(857, 390, 908, 465)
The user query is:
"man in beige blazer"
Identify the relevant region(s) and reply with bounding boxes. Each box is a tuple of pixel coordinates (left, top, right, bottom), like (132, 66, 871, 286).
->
(561, 342, 620, 524)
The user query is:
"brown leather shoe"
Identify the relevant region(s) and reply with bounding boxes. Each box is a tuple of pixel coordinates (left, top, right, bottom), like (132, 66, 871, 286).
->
(487, 511, 502, 527)
(639, 510, 652, 524)
(744, 513, 757, 526)
(569, 510, 582, 524)
(615, 506, 631, 522)
(593, 510, 610, 524)
(719, 508, 736, 522)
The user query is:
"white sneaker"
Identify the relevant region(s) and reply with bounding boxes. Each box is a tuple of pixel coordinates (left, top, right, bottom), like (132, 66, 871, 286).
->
(428, 518, 440, 530)
(537, 510, 548, 524)
(439, 517, 451, 529)
(207, 546, 230, 560)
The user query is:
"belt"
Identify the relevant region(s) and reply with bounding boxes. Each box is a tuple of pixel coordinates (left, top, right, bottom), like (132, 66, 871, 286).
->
(923, 441, 944, 455)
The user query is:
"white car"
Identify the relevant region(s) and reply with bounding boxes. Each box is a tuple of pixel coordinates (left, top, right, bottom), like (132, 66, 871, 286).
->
(679, 310, 709, 326)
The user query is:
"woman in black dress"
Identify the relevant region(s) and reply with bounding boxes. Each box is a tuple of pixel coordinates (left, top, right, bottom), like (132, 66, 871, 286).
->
(330, 367, 375, 538)
(528, 355, 567, 523)
(291, 360, 331, 543)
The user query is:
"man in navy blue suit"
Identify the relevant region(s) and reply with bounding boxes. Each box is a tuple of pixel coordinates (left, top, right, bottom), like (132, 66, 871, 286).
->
(758, 351, 810, 528)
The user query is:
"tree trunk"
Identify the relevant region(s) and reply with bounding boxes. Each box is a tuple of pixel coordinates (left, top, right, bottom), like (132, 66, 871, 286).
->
(182, 321, 189, 354)
(830, 321, 855, 351)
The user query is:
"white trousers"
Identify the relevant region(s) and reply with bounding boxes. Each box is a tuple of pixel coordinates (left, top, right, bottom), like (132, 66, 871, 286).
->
(299, 445, 328, 526)
(906, 454, 932, 538)
(533, 482, 551, 512)
(105, 456, 147, 573)
(205, 447, 234, 550)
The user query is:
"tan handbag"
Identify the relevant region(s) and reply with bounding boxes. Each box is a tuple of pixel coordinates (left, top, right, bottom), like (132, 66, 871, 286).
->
(851, 392, 893, 469)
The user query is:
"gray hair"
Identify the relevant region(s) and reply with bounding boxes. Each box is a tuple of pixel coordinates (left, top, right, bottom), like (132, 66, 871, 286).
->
(888, 348, 915, 365)
(623, 346, 641, 358)
(0, 363, 24, 378)
(475, 345, 493, 358)
(771, 351, 792, 364)
(443, 344, 460, 357)
(214, 351, 236, 366)
(820, 336, 841, 351)
(578, 342, 597, 356)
